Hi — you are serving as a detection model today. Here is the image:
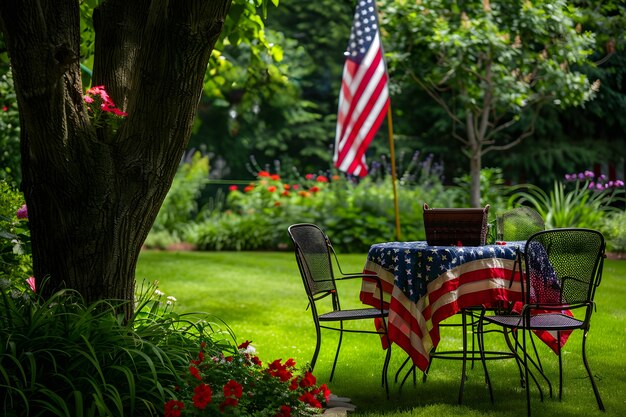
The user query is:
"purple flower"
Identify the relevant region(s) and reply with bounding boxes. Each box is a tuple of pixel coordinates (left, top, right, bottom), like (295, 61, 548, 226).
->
(596, 183, 604, 191)
(16, 204, 28, 219)
(584, 170, 595, 179)
(616, 180, 625, 187)
(588, 182, 595, 189)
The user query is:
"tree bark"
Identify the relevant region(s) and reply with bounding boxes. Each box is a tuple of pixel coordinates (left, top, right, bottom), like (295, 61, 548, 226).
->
(0, 0, 232, 314)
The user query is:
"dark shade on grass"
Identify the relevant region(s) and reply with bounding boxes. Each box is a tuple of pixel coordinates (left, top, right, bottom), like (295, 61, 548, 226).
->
(137, 250, 626, 417)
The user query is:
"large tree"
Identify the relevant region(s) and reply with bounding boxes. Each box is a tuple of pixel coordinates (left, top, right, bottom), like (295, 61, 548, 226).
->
(382, 0, 598, 206)
(0, 0, 272, 312)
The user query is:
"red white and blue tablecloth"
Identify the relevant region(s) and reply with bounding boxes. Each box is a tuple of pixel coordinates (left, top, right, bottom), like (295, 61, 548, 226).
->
(360, 241, 526, 371)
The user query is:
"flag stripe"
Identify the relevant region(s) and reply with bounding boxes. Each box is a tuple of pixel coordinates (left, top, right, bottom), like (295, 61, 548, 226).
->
(333, 0, 390, 177)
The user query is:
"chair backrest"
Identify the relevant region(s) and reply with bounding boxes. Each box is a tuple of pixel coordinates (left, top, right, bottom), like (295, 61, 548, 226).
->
(496, 206, 545, 241)
(523, 228, 605, 306)
(287, 223, 337, 299)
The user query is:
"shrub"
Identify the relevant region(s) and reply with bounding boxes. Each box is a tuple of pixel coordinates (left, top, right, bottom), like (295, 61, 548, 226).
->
(165, 341, 330, 416)
(146, 151, 211, 248)
(507, 172, 624, 230)
(603, 210, 626, 253)
(0, 181, 32, 291)
(0, 280, 231, 417)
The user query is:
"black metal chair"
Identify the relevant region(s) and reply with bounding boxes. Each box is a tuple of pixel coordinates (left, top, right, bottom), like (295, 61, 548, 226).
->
(496, 206, 545, 242)
(287, 223, 392, 396)
(479, 228, 606, 416)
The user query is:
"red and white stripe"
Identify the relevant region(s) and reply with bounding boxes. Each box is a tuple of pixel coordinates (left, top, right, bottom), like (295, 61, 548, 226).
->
(334, 31, 390, 177)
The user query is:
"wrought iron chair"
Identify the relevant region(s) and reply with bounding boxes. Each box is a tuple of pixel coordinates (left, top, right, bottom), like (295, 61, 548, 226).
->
(287, 223, 392, 396)
(479, 228, 606, 416)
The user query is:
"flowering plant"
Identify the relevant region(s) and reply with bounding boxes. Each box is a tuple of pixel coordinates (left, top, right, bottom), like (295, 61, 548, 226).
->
(83, 85, 127, 130)
(165, 340, 330, 417)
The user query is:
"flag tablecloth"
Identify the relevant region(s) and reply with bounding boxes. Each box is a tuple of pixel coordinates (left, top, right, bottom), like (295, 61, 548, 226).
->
(360, 241, 524, 372)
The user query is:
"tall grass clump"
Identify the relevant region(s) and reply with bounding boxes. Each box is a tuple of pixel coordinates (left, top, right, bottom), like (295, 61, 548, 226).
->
(0, 280, 232, 417)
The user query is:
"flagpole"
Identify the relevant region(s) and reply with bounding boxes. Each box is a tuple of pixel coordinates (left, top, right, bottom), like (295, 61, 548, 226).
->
(387, 106, 401, 241)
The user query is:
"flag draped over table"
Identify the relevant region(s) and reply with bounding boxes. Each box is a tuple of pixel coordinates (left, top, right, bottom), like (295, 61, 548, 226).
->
(333, 0, 390, 177)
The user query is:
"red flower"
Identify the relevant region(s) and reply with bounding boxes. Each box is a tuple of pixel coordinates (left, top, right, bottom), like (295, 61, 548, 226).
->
(268, 185, 277, 192)
(298, 391, 322, 408)
(220, 397, 238, 411)
(251, 356, 263, 367)
(276, 405, 292, 417)
(292, 184, 300, 190)
(316, 175, 328, 183)
(224, 380, 243, 399)
(284, 358, 296, 368)
(229, 185, 238, 191)
(271, 174, 280, 181)
(238, 340, 252, 350)
(274, 201, 281, 207)
(283, 184, 291, 190)
(309, 186, 320, 193)
(192, 384, 212, 410)
(258, 171, 271, 177)
(318, 384, 331, 401)
(299, 371, 316, 388)
(244, 185, 255, 192)
(164, 400, 185, 417)
(305, 174, 315, 180)
(289, 377, 299, 391)
(281, 191, 290, 197)
(189, 365, 201, 381)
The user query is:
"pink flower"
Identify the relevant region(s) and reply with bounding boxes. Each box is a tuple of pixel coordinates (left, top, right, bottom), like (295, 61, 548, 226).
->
(229, 185, 239, 191)
(16, 204, 28, 219)
(26, 277, 36, 292)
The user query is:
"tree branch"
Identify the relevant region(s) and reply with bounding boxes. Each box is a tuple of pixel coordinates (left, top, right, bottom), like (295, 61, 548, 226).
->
(410, 70, 463, 125)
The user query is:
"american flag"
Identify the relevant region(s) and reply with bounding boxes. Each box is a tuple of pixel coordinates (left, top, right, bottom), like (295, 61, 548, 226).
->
(333, 0, 390, 177)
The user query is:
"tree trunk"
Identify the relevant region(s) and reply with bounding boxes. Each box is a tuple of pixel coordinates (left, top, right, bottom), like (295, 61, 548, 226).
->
(470, 151, 482, 208)
(0, 0, 232, 315)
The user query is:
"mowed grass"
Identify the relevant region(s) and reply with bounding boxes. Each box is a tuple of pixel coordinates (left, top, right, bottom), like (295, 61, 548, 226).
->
(136, 250, 626, 417)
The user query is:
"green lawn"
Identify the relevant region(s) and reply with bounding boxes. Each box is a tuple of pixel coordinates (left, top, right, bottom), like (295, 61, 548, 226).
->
(136, 250, 626, 417)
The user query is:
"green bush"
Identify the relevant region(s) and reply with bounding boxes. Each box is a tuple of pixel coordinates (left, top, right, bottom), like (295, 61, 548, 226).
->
(0, 181, 31, 291)
(603, 210, 626, 253)
(508, 177, 624, 230)
(0, 280, 233, 417)
(145, 151, 210, 249)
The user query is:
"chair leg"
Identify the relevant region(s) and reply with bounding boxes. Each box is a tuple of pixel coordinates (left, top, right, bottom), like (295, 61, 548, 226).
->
(582, 330, 605, 411)
(329, 323, 344, 381)
(477, 314, 494, 404)
(458, 310, 468, 404)
(557, 331, 563, 401)
(382, 344, 392, 399)
(311, 323, 322, 373)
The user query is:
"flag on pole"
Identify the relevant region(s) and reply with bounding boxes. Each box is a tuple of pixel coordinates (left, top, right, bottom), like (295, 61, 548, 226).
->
(333, 0, 390, 177)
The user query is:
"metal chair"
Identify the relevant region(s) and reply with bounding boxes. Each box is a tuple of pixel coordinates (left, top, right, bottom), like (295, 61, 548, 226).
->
(287, 223, 392, 396)
(479, 228, 606, 416)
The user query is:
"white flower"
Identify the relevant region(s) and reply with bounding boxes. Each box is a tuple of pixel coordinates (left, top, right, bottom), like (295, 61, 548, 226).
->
(167, 295, 177, 302)
(154, 289, 164, 296)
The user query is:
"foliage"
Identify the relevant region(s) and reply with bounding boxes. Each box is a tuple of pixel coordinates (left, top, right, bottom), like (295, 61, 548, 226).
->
(0, 279, 236, 417)
(0, 66, 20, 184)
(603, 210, 626, 253)
(145, 151, 211, 249)
(381, 0, 598, 206)
(165, 341, 330, 416)
(507, 171, 624, 230)
(190, 153, 457, 253)
(0, 181, 31, 291)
